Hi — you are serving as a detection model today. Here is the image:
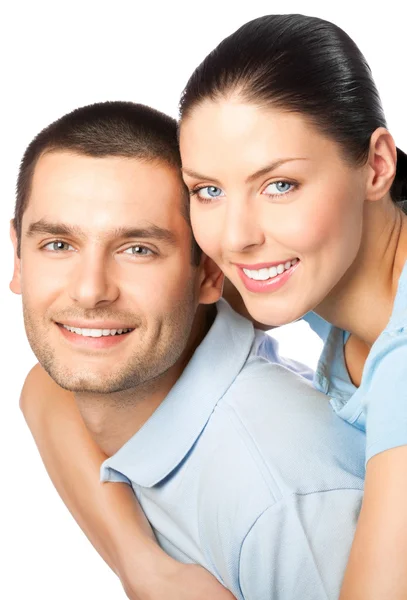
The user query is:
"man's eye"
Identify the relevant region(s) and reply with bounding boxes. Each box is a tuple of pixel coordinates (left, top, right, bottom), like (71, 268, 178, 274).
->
(43, 241, 74, 252)
(123, 246, 153, 256)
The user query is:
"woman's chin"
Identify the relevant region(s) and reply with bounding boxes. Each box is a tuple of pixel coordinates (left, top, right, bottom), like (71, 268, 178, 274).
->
(244, 298, 307, 329)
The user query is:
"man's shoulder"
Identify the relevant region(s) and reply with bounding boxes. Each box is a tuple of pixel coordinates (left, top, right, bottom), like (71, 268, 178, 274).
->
(194, 358, 364, 597)
(200, 355, 365, 497)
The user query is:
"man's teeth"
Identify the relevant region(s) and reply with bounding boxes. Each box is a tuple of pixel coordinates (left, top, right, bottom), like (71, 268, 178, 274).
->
(243, 258, 298, 281)
(62, 326, 134, 337)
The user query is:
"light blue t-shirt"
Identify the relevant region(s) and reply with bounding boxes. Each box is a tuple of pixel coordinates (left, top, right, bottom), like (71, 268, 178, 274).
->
(304, 260, 407, 463)
(102, 300, 364, 599)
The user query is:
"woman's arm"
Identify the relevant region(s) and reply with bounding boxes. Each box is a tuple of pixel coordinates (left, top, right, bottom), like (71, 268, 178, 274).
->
(340, 341, 407, 600)
(340, 448, 407, 600)
(20, 364, 235, 600)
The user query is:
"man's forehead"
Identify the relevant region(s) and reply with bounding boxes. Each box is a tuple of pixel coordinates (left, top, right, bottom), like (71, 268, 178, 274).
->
(31, 150, 182, 194)
(25, 150, 187, 233)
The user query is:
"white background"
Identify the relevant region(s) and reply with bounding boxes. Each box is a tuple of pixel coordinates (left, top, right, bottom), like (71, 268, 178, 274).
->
(1, 1, 406, 598)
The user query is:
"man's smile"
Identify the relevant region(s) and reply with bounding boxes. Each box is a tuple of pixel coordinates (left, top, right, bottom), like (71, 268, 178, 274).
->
(56, 322, 135, 350)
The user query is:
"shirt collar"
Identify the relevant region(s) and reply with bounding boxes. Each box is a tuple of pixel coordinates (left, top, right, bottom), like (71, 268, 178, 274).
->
(101, 299, 255, 488)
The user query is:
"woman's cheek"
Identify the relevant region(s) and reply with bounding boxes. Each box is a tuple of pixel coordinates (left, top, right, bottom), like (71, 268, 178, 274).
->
(270, 193, 345, 254)
(191, 208, 222, 259)
(263, 205, 322, 254)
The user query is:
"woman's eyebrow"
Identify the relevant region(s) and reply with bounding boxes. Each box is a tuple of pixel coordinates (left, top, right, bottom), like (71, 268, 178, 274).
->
(182, 157, 308, 184)
(244, 158, 309, 183)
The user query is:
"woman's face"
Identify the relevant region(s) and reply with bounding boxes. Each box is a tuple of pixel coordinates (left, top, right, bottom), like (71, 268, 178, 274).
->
(180, 99, 369, 325)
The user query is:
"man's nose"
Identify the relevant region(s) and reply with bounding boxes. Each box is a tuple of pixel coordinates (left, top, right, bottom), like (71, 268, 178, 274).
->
(222, 197, 265, 254)
(69, 251, 119, 309)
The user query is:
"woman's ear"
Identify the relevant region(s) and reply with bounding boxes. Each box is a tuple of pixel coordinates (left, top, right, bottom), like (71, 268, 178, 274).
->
(365, 127, 397, 202)
(197, 254, 224, 305)
(10, 220, 22, 295)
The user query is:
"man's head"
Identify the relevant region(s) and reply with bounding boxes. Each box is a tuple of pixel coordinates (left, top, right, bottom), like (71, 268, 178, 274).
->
(11, 102, 223, 395)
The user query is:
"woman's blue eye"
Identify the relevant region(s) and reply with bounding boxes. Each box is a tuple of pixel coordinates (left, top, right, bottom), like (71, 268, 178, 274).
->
(195, 186, 225, 200)
(43, 241, 73, 251)
(263, 181, 294, 196)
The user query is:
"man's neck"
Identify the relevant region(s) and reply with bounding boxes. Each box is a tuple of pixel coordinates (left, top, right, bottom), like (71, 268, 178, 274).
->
(74, 305, 215, 456)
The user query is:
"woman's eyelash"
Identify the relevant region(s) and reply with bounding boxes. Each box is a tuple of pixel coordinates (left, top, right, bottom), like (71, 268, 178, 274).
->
(189, 186, 206, 197)
(189, 180, 299, 202)
(262, 181, 299, 196)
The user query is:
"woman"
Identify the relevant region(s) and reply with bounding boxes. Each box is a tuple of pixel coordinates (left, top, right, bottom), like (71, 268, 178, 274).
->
(21, 14, 407, 600)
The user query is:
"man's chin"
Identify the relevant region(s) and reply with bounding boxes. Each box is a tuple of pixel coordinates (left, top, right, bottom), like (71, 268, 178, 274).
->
(46, 368, 136, 395)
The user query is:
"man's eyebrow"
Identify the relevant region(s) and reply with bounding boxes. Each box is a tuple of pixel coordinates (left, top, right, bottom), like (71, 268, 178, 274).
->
(111, 225, 177, 244)
(26, 220, 83, 238)
(25, 219, 177, 244)
(182, 158, 309, 185)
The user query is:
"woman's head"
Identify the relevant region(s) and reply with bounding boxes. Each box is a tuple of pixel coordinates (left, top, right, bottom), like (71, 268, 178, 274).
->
(179, 14, 406, 325)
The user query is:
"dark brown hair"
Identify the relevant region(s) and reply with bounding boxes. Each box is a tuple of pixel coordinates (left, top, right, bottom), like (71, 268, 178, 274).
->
(180, 14, 407, 208)
(15, 101, 202, 263)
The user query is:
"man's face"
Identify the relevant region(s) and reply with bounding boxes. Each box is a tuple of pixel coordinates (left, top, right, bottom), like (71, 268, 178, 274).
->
(11, 151, 221, 394)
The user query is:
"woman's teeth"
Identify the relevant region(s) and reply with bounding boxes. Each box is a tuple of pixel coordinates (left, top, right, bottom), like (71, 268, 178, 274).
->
(243, 258, 298, 281)
(62, 326, 134, 337)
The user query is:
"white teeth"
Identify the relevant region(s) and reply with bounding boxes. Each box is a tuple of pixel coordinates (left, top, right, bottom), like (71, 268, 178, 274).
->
(258, 268, 270, 281)
(243, 259, 299, 281)
(62, 325, 133, 337)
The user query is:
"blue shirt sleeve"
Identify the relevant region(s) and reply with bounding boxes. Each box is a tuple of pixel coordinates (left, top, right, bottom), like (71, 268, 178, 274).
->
(239, 490, 362, 600)
(361, 331, 407, 462)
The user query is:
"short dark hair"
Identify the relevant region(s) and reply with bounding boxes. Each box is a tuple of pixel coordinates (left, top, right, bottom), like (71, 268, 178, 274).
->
(179, 14, 407, 209)
(15, 101, 202, 263)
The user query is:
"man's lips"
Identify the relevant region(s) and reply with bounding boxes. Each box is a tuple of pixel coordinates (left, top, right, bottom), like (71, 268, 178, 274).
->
(56, 322, 135, 349)
(56, 320, 135, 329)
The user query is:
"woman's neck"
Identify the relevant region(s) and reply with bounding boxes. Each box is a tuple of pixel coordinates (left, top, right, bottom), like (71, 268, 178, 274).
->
(315, 197, 407, 347)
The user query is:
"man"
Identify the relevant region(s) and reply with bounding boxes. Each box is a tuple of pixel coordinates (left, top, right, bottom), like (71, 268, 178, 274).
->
(11, 101, 364, 599)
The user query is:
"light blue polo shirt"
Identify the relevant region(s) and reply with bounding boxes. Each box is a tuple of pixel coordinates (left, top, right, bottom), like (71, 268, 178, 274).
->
(304, 260, 407, 463)
(102, 300, 365, 600)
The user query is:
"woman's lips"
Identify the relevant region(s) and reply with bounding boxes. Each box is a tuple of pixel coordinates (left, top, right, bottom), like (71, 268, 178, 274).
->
(236, 259, 300, 294)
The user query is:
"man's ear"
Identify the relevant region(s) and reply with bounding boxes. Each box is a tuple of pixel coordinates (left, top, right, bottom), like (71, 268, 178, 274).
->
(365, 128, 397, 202)
(197, 254, 224, 305)
(10, 220, 22, 295)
